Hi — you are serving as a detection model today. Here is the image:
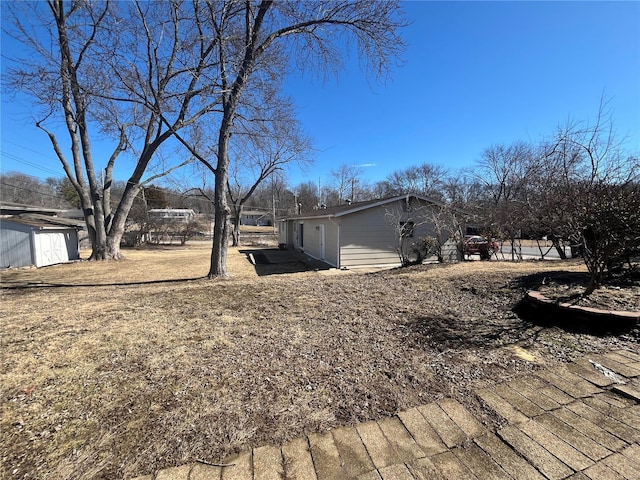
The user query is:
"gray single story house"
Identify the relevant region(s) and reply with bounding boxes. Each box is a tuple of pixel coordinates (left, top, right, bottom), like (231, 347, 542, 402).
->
(278, 195, 461, 269)
(1, 214, 83, 268)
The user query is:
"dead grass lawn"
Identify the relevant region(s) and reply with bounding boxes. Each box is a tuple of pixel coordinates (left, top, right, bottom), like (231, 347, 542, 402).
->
(1, 244, 637, 479)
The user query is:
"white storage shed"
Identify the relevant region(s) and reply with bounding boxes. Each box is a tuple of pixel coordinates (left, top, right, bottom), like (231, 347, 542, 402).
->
(1, 215, 83, 269)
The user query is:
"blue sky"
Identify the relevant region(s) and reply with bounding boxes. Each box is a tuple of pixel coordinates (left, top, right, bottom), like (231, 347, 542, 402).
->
(2, 1, 639, 189)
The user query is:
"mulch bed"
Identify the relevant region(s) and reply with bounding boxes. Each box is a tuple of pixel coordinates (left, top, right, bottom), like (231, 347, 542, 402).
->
(535, 270, 640, 312)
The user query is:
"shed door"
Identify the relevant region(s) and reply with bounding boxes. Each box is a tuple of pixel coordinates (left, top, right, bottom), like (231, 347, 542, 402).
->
(34, 232, 70, 267)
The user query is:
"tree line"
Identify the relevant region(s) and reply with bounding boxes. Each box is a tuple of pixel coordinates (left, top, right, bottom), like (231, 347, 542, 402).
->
(286, 100, 638, 293)
(5, 96, 638, 294)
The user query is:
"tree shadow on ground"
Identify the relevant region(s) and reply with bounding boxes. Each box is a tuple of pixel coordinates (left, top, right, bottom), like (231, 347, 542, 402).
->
(510, 270, 589, 290)
(240, 249, 332, 276)
(402, 314, 539, 351)
(0, 276, 207, 290)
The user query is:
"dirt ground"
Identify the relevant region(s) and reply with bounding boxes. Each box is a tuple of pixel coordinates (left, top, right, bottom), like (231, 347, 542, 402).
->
(1, 241, 638, 479)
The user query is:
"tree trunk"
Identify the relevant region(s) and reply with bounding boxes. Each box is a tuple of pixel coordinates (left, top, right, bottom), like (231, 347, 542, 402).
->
(209, 111, 233, 278)
(207, 0, 275, 275)
(231, 204, 242, 247)
(88, 182, 141, 260)
(209, 198, 230, 277)
(89, 223, 124, 260)
(87, 206, 112, 260)
(104, 235, 124, 260)
(550, 236, 568, 260)
(584, 278, 599, 296)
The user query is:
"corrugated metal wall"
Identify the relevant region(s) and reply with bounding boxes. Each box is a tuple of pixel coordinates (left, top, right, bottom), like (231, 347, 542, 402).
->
(0, 221, 33, 268)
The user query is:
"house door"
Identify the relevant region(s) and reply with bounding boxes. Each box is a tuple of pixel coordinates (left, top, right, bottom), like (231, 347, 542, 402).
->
(319, 224, 325, 260)
(298, 223, 304, 249)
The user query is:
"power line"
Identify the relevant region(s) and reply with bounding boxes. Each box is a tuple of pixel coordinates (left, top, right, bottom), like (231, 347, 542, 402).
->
(2, 139, 53, 159)
(1, 151, 63, 176)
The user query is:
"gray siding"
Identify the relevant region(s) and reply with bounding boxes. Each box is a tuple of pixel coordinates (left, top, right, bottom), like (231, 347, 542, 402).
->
(323, 221, 339, 267)
(0, 221, 33, 268)
(339, 206, 401, 268)
(283, 196, 460, 269)
(339, 199, 459, 268)
(277, 221, 287, 245)
(441, 239, 462, 262)
(293, 218, 339, 267)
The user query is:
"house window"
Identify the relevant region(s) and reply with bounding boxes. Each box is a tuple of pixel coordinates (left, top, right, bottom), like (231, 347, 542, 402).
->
(299, 223, 304, 248)
(400, 221, 415, 238)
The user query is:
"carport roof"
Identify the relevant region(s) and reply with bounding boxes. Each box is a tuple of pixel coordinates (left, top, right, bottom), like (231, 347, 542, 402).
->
(1, 214, 84, 230)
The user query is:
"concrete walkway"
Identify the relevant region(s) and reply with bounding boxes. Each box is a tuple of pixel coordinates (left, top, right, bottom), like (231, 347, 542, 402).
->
(133, 349, 640, 480)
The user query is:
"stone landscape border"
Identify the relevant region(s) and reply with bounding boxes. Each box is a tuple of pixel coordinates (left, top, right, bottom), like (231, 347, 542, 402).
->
(525, 290, 640, 328)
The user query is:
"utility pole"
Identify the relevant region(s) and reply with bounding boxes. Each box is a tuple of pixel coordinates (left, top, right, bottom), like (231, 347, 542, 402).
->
(351, 177, 356, 203)
(272, 177, 276, 234)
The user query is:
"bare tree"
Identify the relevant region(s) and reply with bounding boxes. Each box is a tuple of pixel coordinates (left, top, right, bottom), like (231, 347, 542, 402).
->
(472, 141, 535, 260)
(384, 196, 457, 266)
(380, 162, 448, 199)
(243, 172, 293, 218)
(6, 0, 405, 273)
(226, 105, 313, 246)
(425, 204, 464, 263)
(575, 181, 640, 294)
(327, 164, 364, 205)
(199, 0, 406, 277)
(293, 181, 320, 214)
(5, 1, 221, 259)
(442, 172, 483, 209)
(537, 100, 640, 293)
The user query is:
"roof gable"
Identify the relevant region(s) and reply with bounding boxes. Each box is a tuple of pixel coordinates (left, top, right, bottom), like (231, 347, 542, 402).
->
(284, 195, 443, 220)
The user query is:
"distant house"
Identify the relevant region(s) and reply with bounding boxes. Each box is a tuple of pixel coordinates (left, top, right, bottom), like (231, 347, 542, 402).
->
(148, 208, 196, 223)
(238, 210, 273, 226)
(1, 214, 83, 268)
(278, 195, 461, 269)
(135, 208, 200, 244)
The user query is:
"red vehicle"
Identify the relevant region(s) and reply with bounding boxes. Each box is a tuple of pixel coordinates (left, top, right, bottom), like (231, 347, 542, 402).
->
(464, 235, 500, 259)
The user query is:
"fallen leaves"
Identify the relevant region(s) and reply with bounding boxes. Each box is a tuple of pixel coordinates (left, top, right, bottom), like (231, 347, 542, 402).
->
(1, 247, 637, 479)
